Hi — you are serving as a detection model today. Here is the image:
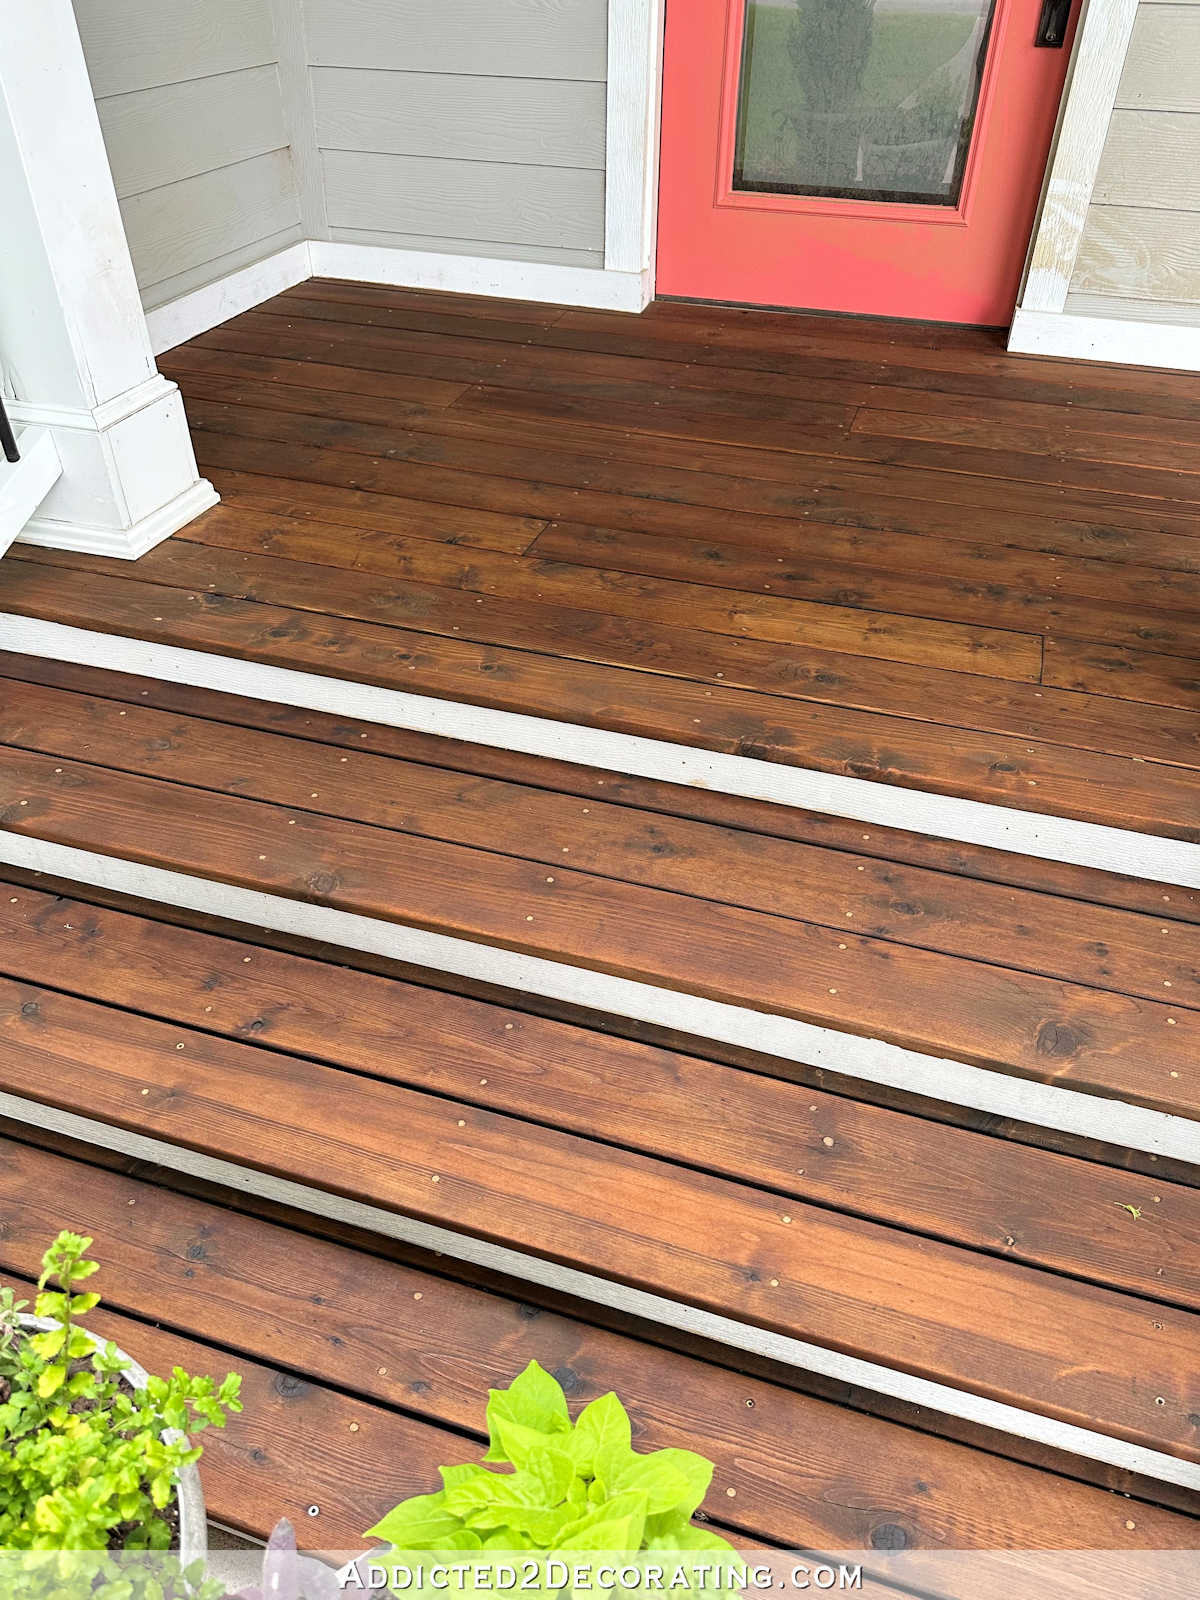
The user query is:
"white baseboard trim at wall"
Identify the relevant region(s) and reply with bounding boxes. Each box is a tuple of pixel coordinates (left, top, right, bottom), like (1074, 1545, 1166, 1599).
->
(5, 614, 1199, 892)
(309, 240, 652, 313)
(1, 1088, 1196, 1495)
(146, 241, 313, 356)
(1009, 308, 1200, 371)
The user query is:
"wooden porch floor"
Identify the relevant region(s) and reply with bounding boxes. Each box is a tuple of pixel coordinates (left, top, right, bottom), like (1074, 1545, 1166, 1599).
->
(0, 285, 1198, 1544)
(1, 280, 1198, 839)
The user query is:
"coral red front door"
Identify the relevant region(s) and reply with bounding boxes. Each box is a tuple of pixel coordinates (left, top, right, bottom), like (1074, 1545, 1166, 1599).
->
(657, 0, 1077, 324)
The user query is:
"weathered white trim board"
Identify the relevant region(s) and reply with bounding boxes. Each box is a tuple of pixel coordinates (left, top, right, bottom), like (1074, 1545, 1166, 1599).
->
(7, 377, 217, 558)
(146, 241, 313, 357)
(1, 820, 1197, 1168)
(1009, 308, 1200, 371)
(308, 240, 650, 312)
(604, 0, 666, 283)
(4, 615, 1198, 893)
(0, 1082, 1196, 1494)
(1017, 0, 1141, 316)
(0, 428, 61, 556)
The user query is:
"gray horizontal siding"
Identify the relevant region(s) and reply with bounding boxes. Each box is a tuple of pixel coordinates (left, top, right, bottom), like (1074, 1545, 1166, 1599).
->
(121, 149, 302, 291)
(322, 149, 604, 251)
(327, 225, 603, 269)
(304, 0, 608, 80)
(96, 67, 289, 199)
(72, 0, 278, 99)
(1117, 6, 1200, 112)
(312, 68, 605, 168)
(1070, 1, 1200, 316)
(71, 0, 302, 309)
(305, 0, 609, 270)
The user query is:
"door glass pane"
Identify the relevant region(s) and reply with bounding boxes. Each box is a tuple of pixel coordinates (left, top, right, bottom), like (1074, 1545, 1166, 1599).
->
(732, 0, 996, 205)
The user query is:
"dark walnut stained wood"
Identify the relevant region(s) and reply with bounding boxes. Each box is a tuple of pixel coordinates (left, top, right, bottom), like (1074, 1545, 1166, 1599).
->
(0, 279, 1196, 840)
(3, 651, 1194, 927)
(1, 876, 1198, 1314)
(0, 674, 1197, 1012)
(0, 966, 1197, 1467)
(3, 1142, 1195, 1551)
(0, 735, 1197, 1117)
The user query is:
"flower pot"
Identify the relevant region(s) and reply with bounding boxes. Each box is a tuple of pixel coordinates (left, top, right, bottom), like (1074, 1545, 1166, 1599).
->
(19, 1315, 207, 1568)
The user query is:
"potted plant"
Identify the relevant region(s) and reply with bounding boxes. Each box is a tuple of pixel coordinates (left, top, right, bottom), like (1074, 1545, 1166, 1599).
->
(0, 1230, 242, 1586)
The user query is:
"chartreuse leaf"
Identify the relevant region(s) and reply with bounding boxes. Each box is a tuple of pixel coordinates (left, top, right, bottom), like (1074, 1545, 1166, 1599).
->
(364, 1491, 472, 1550)
(485, 1361, 570, 1462)
(554, 1491, 649, 1553)
(644, 1510, 737, 1554)
(569, 1390, 631, 1478)
(612, 1448, 713, 1516)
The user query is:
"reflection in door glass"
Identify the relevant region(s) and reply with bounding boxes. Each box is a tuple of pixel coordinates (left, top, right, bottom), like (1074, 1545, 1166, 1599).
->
(732, 0, 996, 205)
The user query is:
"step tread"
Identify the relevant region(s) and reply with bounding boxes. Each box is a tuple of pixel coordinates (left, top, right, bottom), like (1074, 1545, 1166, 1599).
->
(3, 553, 1197, 842)
(0, 914, 1196, 1466)
(0, 715, 1196, 1118)
(3, 1137, 1195, 1549)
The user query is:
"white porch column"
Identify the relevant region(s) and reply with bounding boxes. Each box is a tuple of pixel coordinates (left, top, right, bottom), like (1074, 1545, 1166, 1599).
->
(0, 0, 217, 556)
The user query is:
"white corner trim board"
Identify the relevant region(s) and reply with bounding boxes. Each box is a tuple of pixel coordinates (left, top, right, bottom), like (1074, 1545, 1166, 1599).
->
(145, 242, 313, 358)
(1009, 308, 1200, 372)
(0, 1095, 1196, 1496)
(1016, 0, 1141, 317)
(308, 241, 650, 314)
(4, 614, 1199, 893)
(604, 0, 666, 280)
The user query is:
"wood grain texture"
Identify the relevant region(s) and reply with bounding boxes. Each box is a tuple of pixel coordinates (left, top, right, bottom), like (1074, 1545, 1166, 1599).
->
(0, 977, 1195, 1462)
(5, 552, 1197, 844)
(0, 870, 1197, 1315)
(2, 674, 1196, 1013)
(0, 734, 1197, 1112)
(321, 150, 605, 252)
(3, 1139, 1193, 1548)
(304, 0, 609, 80)
(313, 67, 606, 169)
(2, 649, 1195, 926)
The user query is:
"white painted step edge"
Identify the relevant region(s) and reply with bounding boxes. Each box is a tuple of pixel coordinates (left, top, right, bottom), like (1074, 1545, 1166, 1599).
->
(1, 1085, 1196, 1495)
(1, 833, 1196, 1170)
(1, 616, 1198, 890)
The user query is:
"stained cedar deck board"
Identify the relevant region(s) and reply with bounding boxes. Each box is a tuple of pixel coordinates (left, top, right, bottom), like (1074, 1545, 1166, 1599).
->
(4, 1143, 1193, 1550)
(25, 530, 1200, 774)
(0, 972, 1196, 1466)
(1, 875, 1196, 1314)
(4, 553, 1197, 844)
(3, 651, 1194, 927)
(1, 673, 1197, 1014)
(1, 738, 1197, 1114)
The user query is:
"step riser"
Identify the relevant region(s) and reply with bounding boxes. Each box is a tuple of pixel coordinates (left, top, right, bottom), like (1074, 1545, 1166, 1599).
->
(4, 613, 1199, 888)
(4, 829, 1197, 1166)
(4, 1084, 1198, 1498)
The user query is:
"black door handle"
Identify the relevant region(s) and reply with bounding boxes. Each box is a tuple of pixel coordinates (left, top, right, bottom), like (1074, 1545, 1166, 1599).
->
(1035, 0, 1072, 46)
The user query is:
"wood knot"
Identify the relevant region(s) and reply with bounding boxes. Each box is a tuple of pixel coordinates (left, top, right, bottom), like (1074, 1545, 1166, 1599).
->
(1036, 1020, 1080, 1059)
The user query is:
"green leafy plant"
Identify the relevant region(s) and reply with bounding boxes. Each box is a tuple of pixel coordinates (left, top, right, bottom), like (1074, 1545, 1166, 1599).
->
(366, 1361, 738, 1561)
(0, 1230, 242, 1555)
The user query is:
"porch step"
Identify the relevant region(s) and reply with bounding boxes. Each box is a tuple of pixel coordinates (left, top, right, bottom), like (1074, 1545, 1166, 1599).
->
(0, 662, 1197, 1139)
(3, 1135, 1196, 1551)
(2, 538, 1198, 865)
(0, 859, 1197, 1491)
